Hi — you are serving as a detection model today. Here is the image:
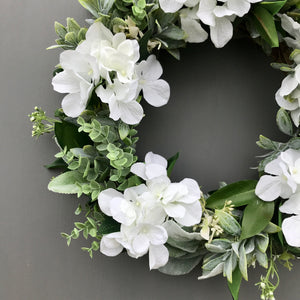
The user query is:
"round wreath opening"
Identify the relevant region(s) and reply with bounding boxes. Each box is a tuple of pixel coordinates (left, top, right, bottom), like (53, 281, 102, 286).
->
(29, 1, 300, 299)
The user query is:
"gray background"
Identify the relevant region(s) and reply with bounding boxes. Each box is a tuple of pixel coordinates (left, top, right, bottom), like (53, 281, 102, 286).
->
(1, 0, 299, 299)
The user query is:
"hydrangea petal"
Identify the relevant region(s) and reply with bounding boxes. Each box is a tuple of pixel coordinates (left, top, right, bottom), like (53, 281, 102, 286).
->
(210, 17, 233, 48)
(52, 71, 80, 94)
(148, 225, 168, 245)
(282, 215, 300, 247)
(143, 79, 170, 107)
(149, 244, 169, 269)
(98, 188, 124, 216)
(159, 0, 185, 13)
(118, 100, 144, 125)
(61, 93, 86, 118)
(280, 192, 300, 215)
(255, 175, 282, 201)
(174, 201, 202, 226)
(100, 233, 124, 256)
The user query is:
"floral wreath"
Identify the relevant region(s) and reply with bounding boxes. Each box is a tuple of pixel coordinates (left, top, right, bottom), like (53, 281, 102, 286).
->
(29, 0, 300, 299)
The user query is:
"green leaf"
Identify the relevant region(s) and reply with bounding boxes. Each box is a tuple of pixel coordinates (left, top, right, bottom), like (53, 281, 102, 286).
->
(276, 108, 293, 136)
(206, 180, 258, 209)
(227, 267, 242, 300)
(48, 171, 88, 194)
(158, 255, 202, 275)
(167, 152, 179, 176)
(54, 22, 67, 39)
(215, 210, 241, 236)
(44, 158, 67, 169)
(158, 24, 185, 40)
(55, 121, 92, 150)
(240, 199, 275, 240)
(252, 6, 279, 47)
(78, 0, 99, 17)
(98, 215, 121, 235)
(259, 0, 287, 15)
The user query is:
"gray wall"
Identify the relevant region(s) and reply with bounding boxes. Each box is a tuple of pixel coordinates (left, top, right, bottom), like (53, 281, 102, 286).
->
(1, 0, 299, 299)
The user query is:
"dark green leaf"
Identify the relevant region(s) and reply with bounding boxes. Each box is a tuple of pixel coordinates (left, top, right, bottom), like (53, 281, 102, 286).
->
(227, 267, 242, 300)
(55, 121, 92, 150)
(276, 108, 293, 136)
(206, 180, 258, 209)
(259, 0, 287, 15)
(252, 6, 279, 47)
(240, 199, 274, 240)
(167, 152, 179, 176)
(98, 215, 120, 235)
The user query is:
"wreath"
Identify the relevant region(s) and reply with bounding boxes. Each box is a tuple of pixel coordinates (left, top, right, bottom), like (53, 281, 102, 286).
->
(29, 0, 300, 299)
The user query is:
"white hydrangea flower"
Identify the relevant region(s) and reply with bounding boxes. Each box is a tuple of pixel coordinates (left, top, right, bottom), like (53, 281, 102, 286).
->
(180, 7, 208, 43)
(98, 185, 166, 226)
(147, 176, 202, 227)
(52, 50, 99, 117)
(224, 0, 262, 18)
(77, 21, 140, 83)
(279, 190, 300, 247)
(96, 78, 143, 125)
(135, 55, 170, 107)
(159, 0, 199, 13)
(279, 14, 300, 50)
(196, 0, 237, 48)
(275, 65, 300, 126)
(255, 149, 300, 201)
(100, 224, 169, 269)
(130, 151, 168, 181)
(98, 184, 169, 269)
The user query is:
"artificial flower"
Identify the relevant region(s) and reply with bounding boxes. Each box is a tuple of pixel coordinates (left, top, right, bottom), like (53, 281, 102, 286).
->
(255, 149, 300, 201)
(147, 176, 202, 226)
(135, 55, 170, 107)
(77, 21, 140, 83)
(52, 50, 99, 117)
(275, 64, 300, 126)
(180, 7, 208, 43)
(100, 223, 169, 269)
(159, 0, 199, 13)
(96, 79, 143, 124)
(279, 14, 300, 50)
(130, 151, 168, 181)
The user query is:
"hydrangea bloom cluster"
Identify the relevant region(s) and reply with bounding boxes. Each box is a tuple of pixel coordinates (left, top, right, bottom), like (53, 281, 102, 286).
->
(98, 152, 203, 269)
(274, 15, 300, 127)
(256, 149, 300, 247)
(52, 22, 170, 124)
(159, 0, 261, 48)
